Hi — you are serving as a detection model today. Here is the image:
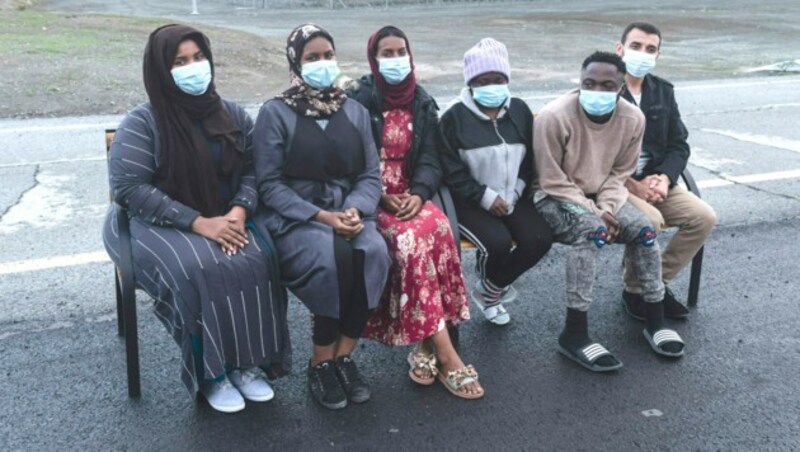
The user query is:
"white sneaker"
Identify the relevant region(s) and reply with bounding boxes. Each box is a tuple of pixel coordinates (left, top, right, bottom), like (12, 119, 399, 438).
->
(471, 282, 511, 326)
(229, 367, 275, 402)
(200, 376, 246, 413)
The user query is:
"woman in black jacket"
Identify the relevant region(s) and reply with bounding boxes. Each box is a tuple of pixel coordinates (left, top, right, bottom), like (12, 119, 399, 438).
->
(439, 38, 553, 326)
(349, 26, 483, 400)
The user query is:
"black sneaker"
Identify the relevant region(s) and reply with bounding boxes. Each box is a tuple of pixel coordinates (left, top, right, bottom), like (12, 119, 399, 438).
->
(308, 360, 347, 410)
(334, 355, 371, 404)
(663, 287, 690, 319)
(622, 290, 645, 321)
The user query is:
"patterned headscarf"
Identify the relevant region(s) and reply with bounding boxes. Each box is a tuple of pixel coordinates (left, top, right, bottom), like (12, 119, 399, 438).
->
(367, 25, 416, 112)
(276, 24, 346, 117)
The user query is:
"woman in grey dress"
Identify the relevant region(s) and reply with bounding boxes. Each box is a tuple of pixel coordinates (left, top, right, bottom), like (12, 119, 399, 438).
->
(253, 24, 390, 410)
(102, 24, 291, 413)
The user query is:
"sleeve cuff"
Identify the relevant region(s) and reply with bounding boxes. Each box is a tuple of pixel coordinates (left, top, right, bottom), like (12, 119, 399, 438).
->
(480, 187, 499, 211)
(514, 178, 526, 198)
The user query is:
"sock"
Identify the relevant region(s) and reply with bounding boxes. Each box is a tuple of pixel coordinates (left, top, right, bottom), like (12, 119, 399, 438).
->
(645, 302, 683, 354)
(559, 308, 589, 349)
(480, 279, 503, 304)
(644, 301, 664, 333)
(560, 308, 619, 367)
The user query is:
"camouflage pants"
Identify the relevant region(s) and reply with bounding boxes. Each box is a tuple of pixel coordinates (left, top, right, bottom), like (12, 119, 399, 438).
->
(535, 197, 664, 311)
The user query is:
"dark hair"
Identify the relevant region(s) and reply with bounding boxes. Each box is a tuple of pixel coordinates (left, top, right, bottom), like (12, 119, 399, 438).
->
(621, 22, 662, 48)
(581, 51, 626, 74)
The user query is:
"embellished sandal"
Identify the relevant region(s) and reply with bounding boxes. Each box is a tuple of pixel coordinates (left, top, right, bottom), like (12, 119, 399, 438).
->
(407, 346, 438, 386)
(643, 328, 685, 358)
(436, 365, 484, 400)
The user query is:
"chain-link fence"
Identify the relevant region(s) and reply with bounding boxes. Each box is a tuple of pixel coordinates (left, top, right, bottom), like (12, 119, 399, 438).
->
(205, 0, 508, 9)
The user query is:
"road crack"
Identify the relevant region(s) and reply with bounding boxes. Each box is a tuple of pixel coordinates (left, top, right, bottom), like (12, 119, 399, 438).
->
(0, 164, 41, 222)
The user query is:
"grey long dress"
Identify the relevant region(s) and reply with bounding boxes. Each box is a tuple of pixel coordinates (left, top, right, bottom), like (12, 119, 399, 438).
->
(102, 100, 291, 394)
(253, 99, 391, 318)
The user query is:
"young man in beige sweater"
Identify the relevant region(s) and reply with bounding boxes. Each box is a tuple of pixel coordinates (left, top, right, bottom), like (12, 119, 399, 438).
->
(533, 51, 686, 372)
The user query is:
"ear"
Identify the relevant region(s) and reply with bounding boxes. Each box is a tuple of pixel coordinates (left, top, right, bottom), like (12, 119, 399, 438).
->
(614, 42, 625, 57)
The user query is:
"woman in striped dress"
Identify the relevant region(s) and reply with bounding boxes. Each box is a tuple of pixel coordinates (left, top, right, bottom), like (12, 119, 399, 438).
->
(102, 24, 291, 413)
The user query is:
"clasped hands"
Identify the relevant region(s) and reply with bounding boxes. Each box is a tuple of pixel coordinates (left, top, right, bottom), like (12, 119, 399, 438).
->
(191, 205, 249, 256)
(314, 207, 364, 239)
(628, 174, 670, 204)
(380, 193, 423, 221)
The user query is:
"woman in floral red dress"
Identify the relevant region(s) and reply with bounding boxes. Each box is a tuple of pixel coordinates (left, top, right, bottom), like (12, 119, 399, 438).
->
(349, 26, 483, 399)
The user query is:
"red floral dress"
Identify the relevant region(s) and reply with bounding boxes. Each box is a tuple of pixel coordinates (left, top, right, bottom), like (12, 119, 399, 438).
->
(362, 108, 470, 346)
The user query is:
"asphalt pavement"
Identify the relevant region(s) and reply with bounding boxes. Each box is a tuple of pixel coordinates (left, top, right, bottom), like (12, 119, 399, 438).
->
(2, 1, 800, 450)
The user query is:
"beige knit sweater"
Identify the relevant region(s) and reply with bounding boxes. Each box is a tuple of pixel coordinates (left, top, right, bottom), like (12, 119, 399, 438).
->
(533, 89, 645, 216)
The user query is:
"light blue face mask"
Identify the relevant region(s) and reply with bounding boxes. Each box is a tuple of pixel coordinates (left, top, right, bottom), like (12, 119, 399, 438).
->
(622, 50, 657, 78)
(378, 56, 412, 85)
(301, 59, 341, 90)
(171, 60, 212, 96)
(471, 84, 510, 108)
(579, 89, 619, 116)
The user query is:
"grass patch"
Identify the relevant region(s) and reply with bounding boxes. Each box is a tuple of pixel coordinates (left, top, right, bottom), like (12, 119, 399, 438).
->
(0, 9, 285, 118)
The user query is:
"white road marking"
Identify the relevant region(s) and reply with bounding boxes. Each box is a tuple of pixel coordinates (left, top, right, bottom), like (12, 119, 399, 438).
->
(676, 77, 800, 91)
(0, 123, 118, 134)
(1, 166, 798, 276)
(0, 251, 110, 275)
(0, 156, 106, 168)
(696, 169, 800, 188)
(701, 129, 800, 153)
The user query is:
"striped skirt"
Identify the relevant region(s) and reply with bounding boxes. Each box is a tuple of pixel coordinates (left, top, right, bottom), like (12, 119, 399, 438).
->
(103, 208, 291, 395)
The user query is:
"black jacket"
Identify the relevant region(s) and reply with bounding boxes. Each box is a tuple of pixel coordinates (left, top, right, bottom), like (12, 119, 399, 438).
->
(347, 75, 442, 202)
(622, 74, 690, 185)
(439, 91, 534, 210)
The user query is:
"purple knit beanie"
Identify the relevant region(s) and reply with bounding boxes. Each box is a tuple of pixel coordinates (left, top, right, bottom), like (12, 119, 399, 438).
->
(463, 38, 511, 84)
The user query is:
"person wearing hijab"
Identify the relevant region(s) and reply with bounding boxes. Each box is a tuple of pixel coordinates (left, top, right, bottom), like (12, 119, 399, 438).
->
(348, 26, 483, 400)
(440, 38, 554, 326)
(102, 24, 291, 413)
(253, 24, 390, 410)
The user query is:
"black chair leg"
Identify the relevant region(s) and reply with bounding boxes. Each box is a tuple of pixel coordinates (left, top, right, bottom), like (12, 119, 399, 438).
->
(687, 246, 704, 307)
(123, 286, 141, 398)
(115, 269, 124, 337)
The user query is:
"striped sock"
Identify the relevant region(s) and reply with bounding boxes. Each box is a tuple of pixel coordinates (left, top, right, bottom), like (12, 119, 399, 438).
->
(480, 279, 503, 305)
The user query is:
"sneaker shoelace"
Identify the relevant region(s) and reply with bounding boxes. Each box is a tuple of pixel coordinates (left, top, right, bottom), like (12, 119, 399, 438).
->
(240, 367, 265, 384)
(340, 358, 364, 386)
(317, 362, 341, 391)
(214, 377, 234, 392)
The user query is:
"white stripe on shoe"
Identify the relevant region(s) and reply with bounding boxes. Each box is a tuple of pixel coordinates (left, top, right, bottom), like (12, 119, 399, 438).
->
(582, 343, 611, 362)
(653, 330, 683, 345)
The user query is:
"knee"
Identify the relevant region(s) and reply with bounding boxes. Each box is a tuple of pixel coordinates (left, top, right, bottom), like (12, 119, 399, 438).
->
(691, 204, 717, 236)
(515, 230, 554, 256)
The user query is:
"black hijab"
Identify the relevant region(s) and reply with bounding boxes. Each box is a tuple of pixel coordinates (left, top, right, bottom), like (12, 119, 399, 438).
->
(143, 24, 243, 218)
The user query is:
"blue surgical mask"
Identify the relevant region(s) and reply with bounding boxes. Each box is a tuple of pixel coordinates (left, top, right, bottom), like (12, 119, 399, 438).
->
(623, 50, 657, 78)
(471, 84, 510, 108)
(579, 89, 619, 116)
(378, 56, 412, 85)
(301, 60, 341, 90)
(171, 60, 212, 96)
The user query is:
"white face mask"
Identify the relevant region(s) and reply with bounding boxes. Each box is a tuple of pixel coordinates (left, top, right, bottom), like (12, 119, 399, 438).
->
(171, 60, 212, 96)
(378, 56, 412, 85)
(622, 49, 657, 78)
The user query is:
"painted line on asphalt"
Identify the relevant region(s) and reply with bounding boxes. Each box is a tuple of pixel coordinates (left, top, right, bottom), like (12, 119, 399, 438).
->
(0, 123, 118, 134)
(701, 129, 800, 153)
(0, 168, 797, 276)
(0, 156, 106, 168)
(696, 169, 800, 188)
(0, 251, 110, 275)
(676, 77, 800, 91)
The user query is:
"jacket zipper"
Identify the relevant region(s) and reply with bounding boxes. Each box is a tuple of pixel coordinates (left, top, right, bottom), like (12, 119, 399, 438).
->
(492, 119, 510, 204)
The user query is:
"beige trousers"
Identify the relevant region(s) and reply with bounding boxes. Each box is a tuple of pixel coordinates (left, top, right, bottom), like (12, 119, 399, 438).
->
(625, 184, 717, 293)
